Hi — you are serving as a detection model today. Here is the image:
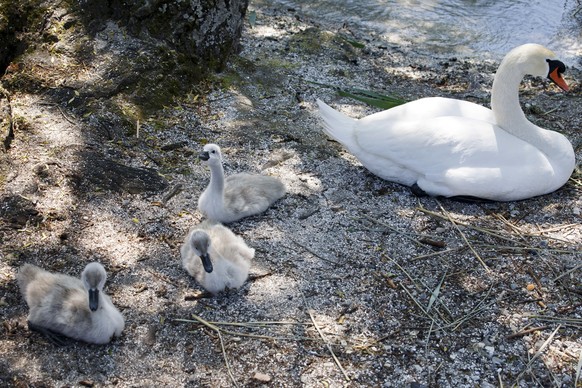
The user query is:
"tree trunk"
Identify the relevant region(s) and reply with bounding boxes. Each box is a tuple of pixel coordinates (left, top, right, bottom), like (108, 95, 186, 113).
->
(0, 0, 250, 75)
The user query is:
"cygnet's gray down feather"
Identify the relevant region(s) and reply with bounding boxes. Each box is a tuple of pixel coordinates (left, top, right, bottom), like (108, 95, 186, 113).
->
(17, 263, 125, 344)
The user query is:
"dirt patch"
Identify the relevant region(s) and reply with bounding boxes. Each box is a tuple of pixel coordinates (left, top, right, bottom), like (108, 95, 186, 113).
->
(1, 1, 581, 387)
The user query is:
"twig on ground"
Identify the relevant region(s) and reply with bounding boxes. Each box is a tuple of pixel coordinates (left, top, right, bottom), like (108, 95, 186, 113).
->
(57, 105, 77, 126)
(505, 326, 551, 339)
(248, 272, 273, 282)
(491, 213, 528, 239)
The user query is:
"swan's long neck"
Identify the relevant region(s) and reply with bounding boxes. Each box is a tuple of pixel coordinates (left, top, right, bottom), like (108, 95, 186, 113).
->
(208, 161, 226, 205)
(491, 57, 562, 157)
(491, 54, 574, 182)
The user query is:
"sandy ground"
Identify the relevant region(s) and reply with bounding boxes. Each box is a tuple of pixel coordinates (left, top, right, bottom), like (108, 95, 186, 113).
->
(1, 1, 581, 387)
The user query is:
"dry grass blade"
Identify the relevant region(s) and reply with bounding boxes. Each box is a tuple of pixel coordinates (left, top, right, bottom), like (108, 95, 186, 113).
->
(418, 204, 579, 251)
(289, 237, 342, 265)
(360, 214, 439, 247)
(472, 243, 576, 255)
(174, 318, 321, 342)
(201, 320, 313, 328)
(448, 287, 495, 331)
(525, 315, 582, 329)
(513, 325, 561, 385)
(181, 314, 239, 387)
(552, 263, 582, 282)
(435, 200, 490, 273)
(307, 308, 351, 381)
(417, 206, 519, 244)
(296, 283, 351, 382)
(400, 283, 431, 318)
(427, 272, 446, 312)
(384, 253, 451, 325)
(410, 247, 464, 261)
(575, 348, 582, 388)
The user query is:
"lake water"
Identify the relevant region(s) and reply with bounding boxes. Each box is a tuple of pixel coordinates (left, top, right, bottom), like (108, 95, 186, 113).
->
(271, 0, 582, 64)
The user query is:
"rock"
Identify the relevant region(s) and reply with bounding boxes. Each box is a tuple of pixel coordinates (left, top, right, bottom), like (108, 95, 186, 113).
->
(0, 195, 41, 227)
(71, 151, 168, 194)
(143, 326, 157, 346)
(252, 372, 272, 383)
(0, 88, 12, 151)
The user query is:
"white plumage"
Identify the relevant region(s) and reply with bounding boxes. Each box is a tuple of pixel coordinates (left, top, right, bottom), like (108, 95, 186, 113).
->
(17, 262, 125, 345)
(317, 44, 574, 201)
(181, 220, 254, 294)
(198, 144, 286, 223)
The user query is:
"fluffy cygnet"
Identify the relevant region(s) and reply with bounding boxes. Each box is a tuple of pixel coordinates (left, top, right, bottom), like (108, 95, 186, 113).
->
(17, 262, 125, 345)
(198, 143, 286, 223)
(181, 220, 255, 294)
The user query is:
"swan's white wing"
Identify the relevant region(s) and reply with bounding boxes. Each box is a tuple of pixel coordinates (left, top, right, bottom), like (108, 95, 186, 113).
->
(361, 97, 496, 124)
(355, 115, 554, 199)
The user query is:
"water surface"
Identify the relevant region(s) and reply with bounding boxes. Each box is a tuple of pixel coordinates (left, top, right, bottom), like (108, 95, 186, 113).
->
(271, 0, 581, 63)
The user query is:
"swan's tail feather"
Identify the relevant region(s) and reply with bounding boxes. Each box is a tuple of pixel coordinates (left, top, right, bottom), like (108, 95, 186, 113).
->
(316, 99, 356, 147)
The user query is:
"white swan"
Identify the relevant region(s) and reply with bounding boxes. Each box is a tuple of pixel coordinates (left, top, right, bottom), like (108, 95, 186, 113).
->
(181, 220, 254, 294)
(198, 144, 286, 222)
(317, 43, 574, 201)
(17, 262, 125, 345)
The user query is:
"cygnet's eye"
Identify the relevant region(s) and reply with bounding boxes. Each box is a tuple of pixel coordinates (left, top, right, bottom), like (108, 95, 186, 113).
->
(211, 150, 216, 154)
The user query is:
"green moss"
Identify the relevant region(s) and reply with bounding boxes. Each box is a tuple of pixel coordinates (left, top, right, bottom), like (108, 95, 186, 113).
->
(289, 27, 335, 55)
(212, 70, 243, 90)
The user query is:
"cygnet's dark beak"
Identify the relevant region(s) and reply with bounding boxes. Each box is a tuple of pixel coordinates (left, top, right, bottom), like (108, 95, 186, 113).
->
(88, 289, 99, 311)
(200, 253, 213, 273)
(199, 151, 210, 161)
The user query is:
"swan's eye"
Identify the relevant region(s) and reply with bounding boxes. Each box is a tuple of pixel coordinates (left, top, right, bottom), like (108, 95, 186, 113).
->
(211, 150, 216, 154)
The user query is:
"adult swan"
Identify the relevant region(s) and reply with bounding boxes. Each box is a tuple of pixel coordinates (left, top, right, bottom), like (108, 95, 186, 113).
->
(317, 44, 574, 201)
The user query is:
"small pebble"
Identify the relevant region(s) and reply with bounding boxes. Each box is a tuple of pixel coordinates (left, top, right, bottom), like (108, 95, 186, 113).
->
(253, 372, 272, 383)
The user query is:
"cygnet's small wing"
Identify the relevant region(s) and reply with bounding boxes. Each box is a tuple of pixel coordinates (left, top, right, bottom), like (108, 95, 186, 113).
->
(26, 275, 93, 337)
(16, 264, 43, 296)
(223, 173, 285, 217)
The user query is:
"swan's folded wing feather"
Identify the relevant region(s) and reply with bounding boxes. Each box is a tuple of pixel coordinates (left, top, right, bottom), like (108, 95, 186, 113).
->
(359, 97, 496, 124)
(355, 116, 552, 181)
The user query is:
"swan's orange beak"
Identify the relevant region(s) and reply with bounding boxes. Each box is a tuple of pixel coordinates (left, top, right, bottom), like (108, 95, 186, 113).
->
(549, 67, 569, 92)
